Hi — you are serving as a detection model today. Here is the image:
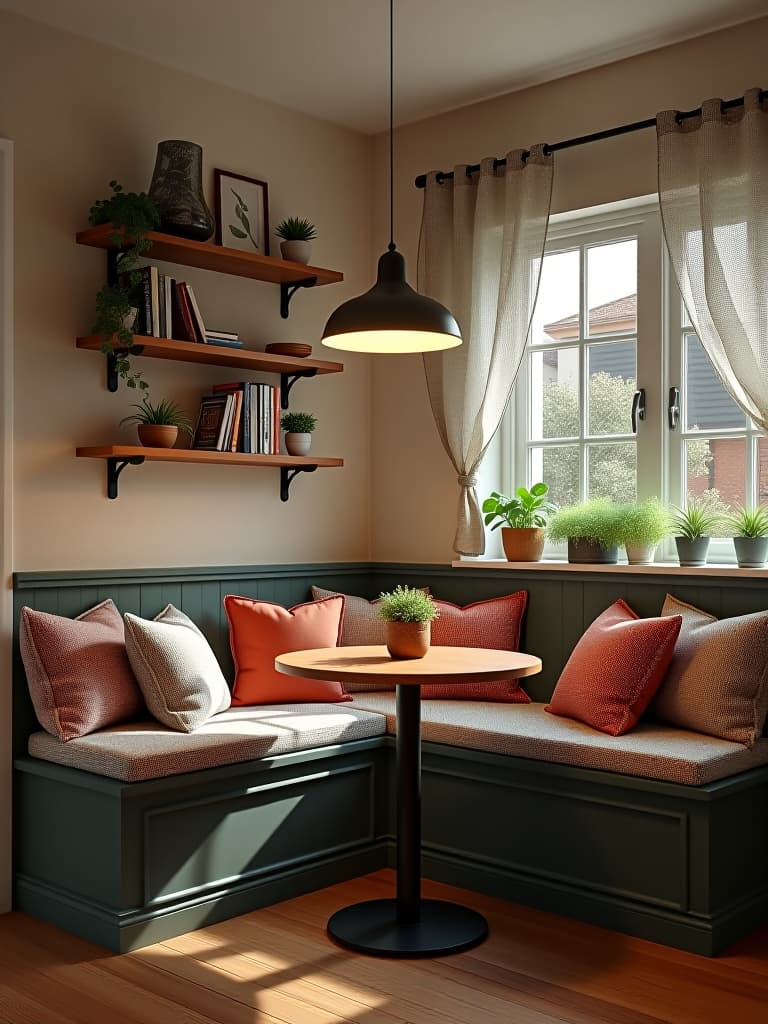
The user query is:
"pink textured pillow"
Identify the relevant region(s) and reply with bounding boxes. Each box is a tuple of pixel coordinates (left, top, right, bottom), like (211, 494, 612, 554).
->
(545, 599, 682, 736)
(422, 592, 531, 702)
(19, 599, 145, 741)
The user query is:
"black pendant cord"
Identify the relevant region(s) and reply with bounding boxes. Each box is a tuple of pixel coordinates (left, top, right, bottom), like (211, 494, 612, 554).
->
(388, 0, 395, 253)
(414, 89, 767, 189)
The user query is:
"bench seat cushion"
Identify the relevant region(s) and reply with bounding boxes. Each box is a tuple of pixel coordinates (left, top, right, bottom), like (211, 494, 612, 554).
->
(350, 695, 768, 786)
(27, 704, 387, 782)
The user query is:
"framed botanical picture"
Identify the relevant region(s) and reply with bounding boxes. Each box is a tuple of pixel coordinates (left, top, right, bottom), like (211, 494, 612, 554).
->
(214, 169, 270, 255)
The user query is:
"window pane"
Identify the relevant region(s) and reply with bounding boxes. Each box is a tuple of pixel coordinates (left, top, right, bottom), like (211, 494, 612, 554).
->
(757, 437, 768, 505)
(684, 334, 745, 430)
(587, 443, 637, 502)
(587, 342, 636, 436)
(686, 436, 744, 510)
(530, 349, 579, 439)
(533, 249, 580, 345)
(530, 446, 579, 507)
(587, 239, 637, 336)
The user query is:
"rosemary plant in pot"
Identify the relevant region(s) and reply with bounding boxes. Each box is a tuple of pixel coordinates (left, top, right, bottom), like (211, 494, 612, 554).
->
(547, 499, 624, 564)
(726, 506, 768, 568)
(482, 482, 556, 561)
(281, 411, 317, 456)
(669, 494, 726, 567)
(618, 498, 671, 565)
(120, 396, 193, 448)
(378, 586, 439, 659)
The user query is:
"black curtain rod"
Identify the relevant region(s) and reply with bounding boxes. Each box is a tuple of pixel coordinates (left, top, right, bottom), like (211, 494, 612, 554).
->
(414, 90, 766, 189)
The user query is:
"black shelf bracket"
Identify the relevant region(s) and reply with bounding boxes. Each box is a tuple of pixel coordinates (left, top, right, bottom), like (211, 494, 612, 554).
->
(280, 368, 317, 409)
(107, 456, 145, 499)
(280, 276, 318, 319)
(280, 464, 317, 502)
(106, 345, 145, 392)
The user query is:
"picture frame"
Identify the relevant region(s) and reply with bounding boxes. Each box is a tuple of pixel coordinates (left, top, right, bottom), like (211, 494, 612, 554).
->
(214, 169, 270, 256)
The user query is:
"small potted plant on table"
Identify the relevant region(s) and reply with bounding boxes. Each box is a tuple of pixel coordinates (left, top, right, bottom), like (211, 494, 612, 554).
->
(619, 498, 671, 565)
(547, 499, 624, 564)
(669, 494, 726, 567)
(275, 217, 317, 264)
(120, 396, 194, 448)
(378, 585, 440, 660)
(726, 506, 768, 568)
(482, 482, 557, 561)
(281, 411, 317, 456)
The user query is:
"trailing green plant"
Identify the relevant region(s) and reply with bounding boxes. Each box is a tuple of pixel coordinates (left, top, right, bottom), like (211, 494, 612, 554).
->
(377, 586, 439, 624)
(119, 396, 193, 435)
(668, 493, 728, 540)
(275, 216, 317, 242)
(725, 505, 768, 539)
(280, 411, 317, 433)
(617, 498, 671, 545)
(89, 180, 160, 390)
(546, 499, 625, 548)
(482, 483, 557, 530)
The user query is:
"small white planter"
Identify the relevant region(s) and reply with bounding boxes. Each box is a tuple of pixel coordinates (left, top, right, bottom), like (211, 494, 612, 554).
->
(625, 542, 657, 565)
(280, 240, 311, 264)
(285, 432, 312, 456)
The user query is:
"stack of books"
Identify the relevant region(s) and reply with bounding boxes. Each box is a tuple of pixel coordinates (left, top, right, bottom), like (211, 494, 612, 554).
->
(191, 382, 280, 454)
(122, 267, 241, 347)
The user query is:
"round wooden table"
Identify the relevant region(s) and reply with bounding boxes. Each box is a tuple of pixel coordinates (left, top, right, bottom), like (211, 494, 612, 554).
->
(275, 644, 542, 958)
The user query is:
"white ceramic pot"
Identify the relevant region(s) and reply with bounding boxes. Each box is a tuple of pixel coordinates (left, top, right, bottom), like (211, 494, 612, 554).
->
(280, 240, 311, 264)
(285, 432, 311, 456)
(625, 542, 657, 565)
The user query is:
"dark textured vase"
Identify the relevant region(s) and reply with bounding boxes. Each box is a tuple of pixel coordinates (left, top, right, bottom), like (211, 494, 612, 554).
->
(148, 140, 214, 241)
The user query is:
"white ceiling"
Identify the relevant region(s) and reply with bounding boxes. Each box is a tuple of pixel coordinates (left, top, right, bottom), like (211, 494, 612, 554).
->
(1, 0, 765, 133)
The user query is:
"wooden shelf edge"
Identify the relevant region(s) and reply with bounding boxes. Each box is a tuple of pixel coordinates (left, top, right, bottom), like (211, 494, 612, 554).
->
(75, 446, 343, 468)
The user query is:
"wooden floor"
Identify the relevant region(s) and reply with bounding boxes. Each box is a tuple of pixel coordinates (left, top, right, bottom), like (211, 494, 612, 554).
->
(0, 870, 766, 1024)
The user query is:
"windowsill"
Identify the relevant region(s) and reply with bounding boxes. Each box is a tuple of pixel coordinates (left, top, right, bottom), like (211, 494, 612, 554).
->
(452, 559, 768, 578)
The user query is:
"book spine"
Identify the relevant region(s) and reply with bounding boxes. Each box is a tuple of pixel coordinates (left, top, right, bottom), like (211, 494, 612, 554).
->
(230, 390, 243, 452)
(273, 386, 280, 455)
(185, 284, 207, 343)
(164, 276, 174, 338)
(150, 266, 161, 338)
(158, 274, 166, 338)
(249, 383, 259, 453)
(177, 284, 200, 343)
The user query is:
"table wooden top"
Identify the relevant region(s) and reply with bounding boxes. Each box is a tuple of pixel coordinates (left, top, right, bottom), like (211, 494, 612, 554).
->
(275, 645, 542, 686)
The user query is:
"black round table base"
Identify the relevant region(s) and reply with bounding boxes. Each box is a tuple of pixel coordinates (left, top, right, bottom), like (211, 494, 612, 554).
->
(327, 898, 488, 958)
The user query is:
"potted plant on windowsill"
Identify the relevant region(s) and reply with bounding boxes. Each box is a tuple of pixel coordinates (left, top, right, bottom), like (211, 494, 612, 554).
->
(275, 216, 317, 264)
(725, 506, 768, 568)
(280, 411, 317, 456)
(120, 396, 194, 448)
(378, 585, 440, 659)
(547, 499, 624, 564)
(618, 498, 671, 565)
(669, 494, 726, 567)
(482, 482, 557, 562)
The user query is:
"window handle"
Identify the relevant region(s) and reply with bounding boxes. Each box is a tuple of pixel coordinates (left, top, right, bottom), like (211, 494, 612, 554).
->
(631, 388, 646, 433)
(668, 387, 680, 430)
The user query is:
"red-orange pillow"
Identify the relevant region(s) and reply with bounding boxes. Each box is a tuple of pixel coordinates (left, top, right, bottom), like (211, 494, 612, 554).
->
(423, 591, 531, 702)
(225, 594, 351, 705)
(545, 599, 682, 735)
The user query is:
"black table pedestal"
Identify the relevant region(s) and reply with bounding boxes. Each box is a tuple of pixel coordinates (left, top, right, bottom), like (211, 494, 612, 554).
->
(327, 684, 489, 958)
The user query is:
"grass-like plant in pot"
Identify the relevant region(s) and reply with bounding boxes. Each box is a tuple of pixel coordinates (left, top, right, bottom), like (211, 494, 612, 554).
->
(547, 499, 625, 564)
(482, 483, 557, 562)
(668, 493, 727, 567)
(378, 585, 440, 659)
(280, 411, 317, 456)
(275, 217, 317, 263)
(725, 505, 768, 568)
(618, 498, 671, 565)
(120, 396, 193, 449)
(89, 180, 160, 391)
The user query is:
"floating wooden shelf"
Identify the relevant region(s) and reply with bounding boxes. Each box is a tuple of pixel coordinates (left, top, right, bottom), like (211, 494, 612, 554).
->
(76, 446, 344, 501)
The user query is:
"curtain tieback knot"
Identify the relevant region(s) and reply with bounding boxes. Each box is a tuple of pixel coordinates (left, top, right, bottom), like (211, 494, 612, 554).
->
(458, 474, 477, 488)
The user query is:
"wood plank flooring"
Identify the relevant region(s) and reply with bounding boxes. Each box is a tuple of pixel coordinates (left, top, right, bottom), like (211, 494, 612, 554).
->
(0, 870, 766, 1024)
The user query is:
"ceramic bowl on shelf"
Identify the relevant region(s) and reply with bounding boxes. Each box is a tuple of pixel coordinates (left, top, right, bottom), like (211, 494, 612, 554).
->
(264, 343, 312, 358)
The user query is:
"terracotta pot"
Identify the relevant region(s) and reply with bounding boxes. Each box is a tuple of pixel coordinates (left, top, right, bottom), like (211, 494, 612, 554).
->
(137, 424, 178, 448)
(285, 432, 312, 456)
(567, 539, 619, 564)
(501, 527, 545, 562)
(280, 240, 311, 264)
(386, 620, 431, 659)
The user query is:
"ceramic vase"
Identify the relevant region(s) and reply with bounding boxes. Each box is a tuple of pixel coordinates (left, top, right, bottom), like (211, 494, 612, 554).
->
(148, 140, 215, 241)
(280, 240, 311, 264)
(386, 621, 431, 659)
(284, 432, 312, 456)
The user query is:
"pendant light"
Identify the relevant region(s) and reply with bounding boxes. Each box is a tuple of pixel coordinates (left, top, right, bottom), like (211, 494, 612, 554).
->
(322, 0, 461, 353)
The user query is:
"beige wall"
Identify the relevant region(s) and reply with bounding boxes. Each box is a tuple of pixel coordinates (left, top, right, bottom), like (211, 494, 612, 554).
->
(370, 16, 768, 563)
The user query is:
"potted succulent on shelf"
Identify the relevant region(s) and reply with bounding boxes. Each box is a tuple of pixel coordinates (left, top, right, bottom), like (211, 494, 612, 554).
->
(120, 396, 194, 448)
(726, 505, 768, 568)
(275, 216, 317, 263)
(482, 482, 557, 562)
(281, 410, 317, 456)
(89, 180, 160, 391)
(618, 498, 671, 565)
(547, 499, 625, 564)
(378, 585, 440, 660)
(668, 493, 727, 567)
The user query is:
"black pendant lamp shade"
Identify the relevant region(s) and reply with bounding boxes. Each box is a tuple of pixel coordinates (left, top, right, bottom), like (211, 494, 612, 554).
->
(321, 0, 462, 354)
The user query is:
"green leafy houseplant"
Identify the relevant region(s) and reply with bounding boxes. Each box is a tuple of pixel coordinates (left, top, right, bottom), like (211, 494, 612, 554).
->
(547, 499, 625, 563)
(377, 586, 439, 623)
(120, 396, 193, 434)
(89, 180, 160, 390)
(280, 411, 317, 434)
(482, 483, 557, 530)
(726, 505, 768, 538)
(618, 498, 671, 565)
(275, 217, 317, 242)
(669, 492, 729, 567)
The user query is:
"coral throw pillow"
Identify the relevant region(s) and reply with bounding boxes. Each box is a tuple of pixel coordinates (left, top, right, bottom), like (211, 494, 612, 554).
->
(423, 592, 531, 702)
(19, 599, 145, 741)
(225, 594, 351, 705)
(651, 595, 768, 746)
(546, 599, 682, 736)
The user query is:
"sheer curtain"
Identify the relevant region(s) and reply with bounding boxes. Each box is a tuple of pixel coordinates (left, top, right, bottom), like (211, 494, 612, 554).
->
(657, 87, 768, 431)
(419, 149, 554, 556)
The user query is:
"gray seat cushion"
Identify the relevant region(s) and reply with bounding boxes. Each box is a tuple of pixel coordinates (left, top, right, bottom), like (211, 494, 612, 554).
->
(28, 704, 387, 782)
(350, 694, 768, 786)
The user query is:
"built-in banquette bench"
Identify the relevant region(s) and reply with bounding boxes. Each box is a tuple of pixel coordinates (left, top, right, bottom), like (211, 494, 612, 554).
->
(12, 562, 768, 956)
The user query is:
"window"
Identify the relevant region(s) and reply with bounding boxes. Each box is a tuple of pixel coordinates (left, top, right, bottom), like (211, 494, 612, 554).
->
(504, 197, 766, 563)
